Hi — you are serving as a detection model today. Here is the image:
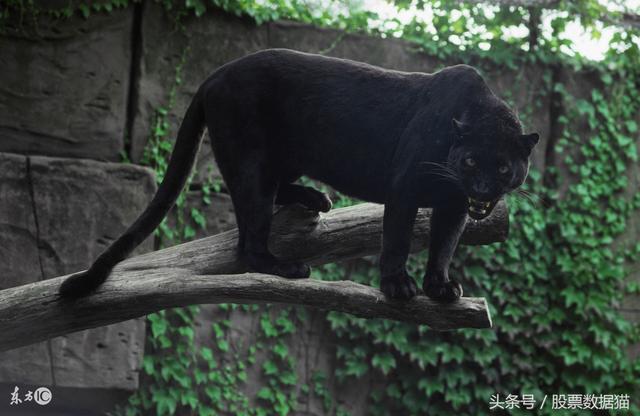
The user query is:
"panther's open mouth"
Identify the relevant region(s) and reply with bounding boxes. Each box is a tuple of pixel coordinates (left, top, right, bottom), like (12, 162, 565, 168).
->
(467, 197, 497, 220)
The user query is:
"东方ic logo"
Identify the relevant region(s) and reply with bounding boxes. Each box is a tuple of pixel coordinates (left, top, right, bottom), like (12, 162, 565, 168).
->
(34, 387, 52, 405)
(9, 386, 52, 406)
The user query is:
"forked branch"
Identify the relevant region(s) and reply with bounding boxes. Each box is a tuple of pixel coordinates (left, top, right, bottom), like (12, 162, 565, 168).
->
(0, 202, 507, 351)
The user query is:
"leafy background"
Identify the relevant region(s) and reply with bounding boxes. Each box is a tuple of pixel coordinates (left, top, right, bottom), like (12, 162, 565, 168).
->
(3, 0, 639, 414)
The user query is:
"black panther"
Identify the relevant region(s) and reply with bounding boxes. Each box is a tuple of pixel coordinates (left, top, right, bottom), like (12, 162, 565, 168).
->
(59, 48, 538, 302)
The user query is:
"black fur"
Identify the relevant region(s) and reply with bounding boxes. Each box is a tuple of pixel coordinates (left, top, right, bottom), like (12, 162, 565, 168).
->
(59, 49, 538, 301)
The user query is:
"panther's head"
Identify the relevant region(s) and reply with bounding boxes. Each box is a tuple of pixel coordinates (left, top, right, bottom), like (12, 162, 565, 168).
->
(447, 110, 539, 220)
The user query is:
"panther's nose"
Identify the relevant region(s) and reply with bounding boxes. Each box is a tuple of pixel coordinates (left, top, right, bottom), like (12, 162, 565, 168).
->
(472, 182, 490, 199)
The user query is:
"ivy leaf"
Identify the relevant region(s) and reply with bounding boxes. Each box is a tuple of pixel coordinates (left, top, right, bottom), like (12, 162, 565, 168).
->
(149, 315, 167, 339)
(204, 386, 222, 402)
(263, 360, 278, 376)
(142, 355, 155, 375)
(78, 3, 90, 18)
(217, 339, 229, 352)
(625, 120, 638, 133)
(260, 315, 278, 338)
(272, 342, 288, 359)
(440, 345, 465, 364)
(185, 0, 206, 16)
(372, 352, 396, 375)
(257, 387, 274, 402)
(201, 347, 213, 361)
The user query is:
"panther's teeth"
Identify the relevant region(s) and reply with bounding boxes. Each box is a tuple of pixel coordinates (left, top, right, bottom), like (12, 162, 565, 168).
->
(468, 197, 491, 209)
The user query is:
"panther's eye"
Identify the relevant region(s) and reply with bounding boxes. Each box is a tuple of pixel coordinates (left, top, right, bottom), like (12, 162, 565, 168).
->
(464, 157, 476, 167)
(498, 165, 509, 174)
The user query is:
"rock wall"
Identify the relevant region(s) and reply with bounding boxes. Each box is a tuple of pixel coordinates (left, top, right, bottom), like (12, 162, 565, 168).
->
(0, 10, 133, 161)
(0, 2, 638, 415)
(0, 153, 156, 414)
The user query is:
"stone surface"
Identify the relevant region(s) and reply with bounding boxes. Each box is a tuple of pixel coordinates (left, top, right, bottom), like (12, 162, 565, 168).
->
(486, 63, 551, 173)
(269, 19, 442, 73)
(50, 321, 146, 389)
(130, 2, 268, 180)
(0, 343, 54, 387)
(0, 153, 41, 289)
(28, 156, 157, 276)
(0, 153, 54, 387)
(167, 191, 237, 240)
(0, 8, 132, 161)
(0, 152, 156, 390)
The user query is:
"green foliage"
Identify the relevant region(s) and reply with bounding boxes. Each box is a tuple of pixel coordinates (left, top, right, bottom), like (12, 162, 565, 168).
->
(1, 0, 377, 35)
(120, 306, 254, 416)
(254, 308, 302, 415)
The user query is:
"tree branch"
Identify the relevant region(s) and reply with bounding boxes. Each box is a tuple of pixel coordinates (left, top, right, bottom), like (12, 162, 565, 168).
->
(0, 202, 507, 351)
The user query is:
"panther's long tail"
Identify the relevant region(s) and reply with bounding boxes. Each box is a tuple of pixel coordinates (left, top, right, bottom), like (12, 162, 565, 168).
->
(59, 88, 206, 298)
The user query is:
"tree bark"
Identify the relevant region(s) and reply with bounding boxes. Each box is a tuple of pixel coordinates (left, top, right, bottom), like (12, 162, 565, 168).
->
(0, 201, 507, 351)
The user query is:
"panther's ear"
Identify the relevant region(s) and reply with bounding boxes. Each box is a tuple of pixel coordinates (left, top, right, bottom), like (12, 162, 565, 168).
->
(452, 118, 470, 140)
(518, 133, 540, 156)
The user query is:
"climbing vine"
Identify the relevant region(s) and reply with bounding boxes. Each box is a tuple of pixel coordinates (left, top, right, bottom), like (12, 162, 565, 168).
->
(4, 0, 639, 415)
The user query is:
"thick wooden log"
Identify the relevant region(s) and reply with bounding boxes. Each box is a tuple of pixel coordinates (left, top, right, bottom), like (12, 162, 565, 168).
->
(121, 201, 509, 274)
(0, 202, 507, 351)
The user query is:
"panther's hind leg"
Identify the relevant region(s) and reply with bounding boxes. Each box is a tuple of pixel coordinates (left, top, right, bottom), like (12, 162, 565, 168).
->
(206, 84, 311, 279)
(275, 183, 332, 212)
(217, 154, 310, 280)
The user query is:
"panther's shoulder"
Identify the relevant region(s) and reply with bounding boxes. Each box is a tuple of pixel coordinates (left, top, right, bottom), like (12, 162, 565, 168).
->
(435, 64, 485, 84)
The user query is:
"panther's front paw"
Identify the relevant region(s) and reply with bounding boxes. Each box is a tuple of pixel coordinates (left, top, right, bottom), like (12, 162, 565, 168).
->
(311, 192, 332, 213)
(272, 261, 311, 279)
(244, 252, 311, 279)
(423, 280, 463, 302)
(380, 271, 418, 300)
